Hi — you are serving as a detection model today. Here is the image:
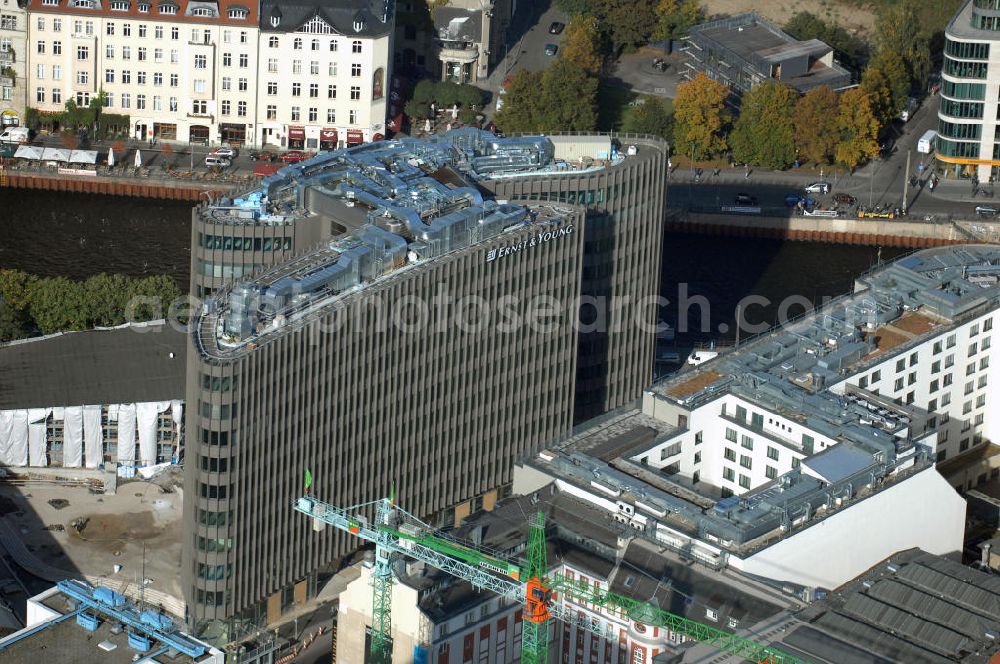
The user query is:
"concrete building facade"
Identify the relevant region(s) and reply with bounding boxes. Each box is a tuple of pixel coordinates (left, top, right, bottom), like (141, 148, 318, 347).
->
(0, 0, 27, 128)
(182, 132, 666, 633)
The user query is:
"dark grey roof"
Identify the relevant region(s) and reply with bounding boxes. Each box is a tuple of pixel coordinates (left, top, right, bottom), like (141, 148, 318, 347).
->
(259, 0, 392, 36)
(0, 324, 186, 409)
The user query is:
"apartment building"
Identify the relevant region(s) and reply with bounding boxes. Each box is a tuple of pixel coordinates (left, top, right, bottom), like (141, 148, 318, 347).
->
(255, 0, 392, 150)
(0, 0, 27, 127)
(25, 0, 259, 144)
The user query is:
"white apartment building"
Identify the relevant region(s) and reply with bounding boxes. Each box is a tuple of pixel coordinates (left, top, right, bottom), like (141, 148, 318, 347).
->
(25, 0, 258, 144)
(0, 0, 27, 127)
(256, 0, 392, 150)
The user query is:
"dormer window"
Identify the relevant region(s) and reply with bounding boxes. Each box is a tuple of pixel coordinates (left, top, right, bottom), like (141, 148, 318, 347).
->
(269, 9, 280, 27)
(191, 7, 212, 16)
(228, 7, 247, 19)
(137, 1, 149, 10)
(42, 0, 59, 5)
(353, 17, 364, 31)
(158, 2, 176, 13)
(110, 0, 129, 10)
(75, 0, 95, 8)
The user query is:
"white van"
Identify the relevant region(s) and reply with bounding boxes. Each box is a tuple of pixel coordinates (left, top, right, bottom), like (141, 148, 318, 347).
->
(0, 127, 30, 144)
(917, 130, 936, 154)
(204, 155, 231, 168)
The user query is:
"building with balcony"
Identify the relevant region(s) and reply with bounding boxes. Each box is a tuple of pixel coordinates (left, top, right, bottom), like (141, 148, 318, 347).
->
(255, 0, 393, 151)
(0, 0, 27, 127)
(682, 13, 851, 101)
(937, 0, 1000, 181)
(24, 0, 259, 144)
(431, 0, 512, 84)
(180, 131, 666, 632)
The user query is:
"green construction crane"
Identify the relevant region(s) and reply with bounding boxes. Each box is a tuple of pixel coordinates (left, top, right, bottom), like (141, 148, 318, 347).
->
(294, 494, 810, 664)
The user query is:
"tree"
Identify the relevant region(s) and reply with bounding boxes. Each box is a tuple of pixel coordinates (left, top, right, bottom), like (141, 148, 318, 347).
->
(859, 64, 896, 130)
(672, 72, 730, 160)
(83, 273, 132, 326)
(875, 0, 931, 91)
(0, 269, 39, 312)
(494, 70, 544, 133)
(622, 97, 674, 141)
(591, 0, 656, 52)
(0, 299, 27, 342)
(494, 61, 598, 134)
(28, 277, 88, 334)
(867, 50, 910, 119)
(561, 17, 603, 76)
(835, 88, 880, 171)
(784, 11, 866, 68)
(729, 81, 797, 169)
(794, 86, 840, 166)
(554, 0, 594, 17)
(653, 0, 702, 41)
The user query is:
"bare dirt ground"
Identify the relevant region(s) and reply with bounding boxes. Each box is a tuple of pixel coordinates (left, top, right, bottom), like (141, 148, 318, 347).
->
(700, 0, 877, 36)
(0, 477, 184, 599)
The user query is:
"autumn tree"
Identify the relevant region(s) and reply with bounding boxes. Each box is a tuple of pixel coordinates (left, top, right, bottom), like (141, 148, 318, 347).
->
(859, 64, 896, 130)
(875, 0, 931, 91)
(835, 88, 880, 172)
(729, 81, 797, 169)
(794, 86, 840, 166)
(867, 50, 910, 119)
(653, 0, 703, 41)
(561, 16, 603, 76)
(672, 72, 730, 160)
(621, 97, 674, 141)
(494, 60, 598, 133)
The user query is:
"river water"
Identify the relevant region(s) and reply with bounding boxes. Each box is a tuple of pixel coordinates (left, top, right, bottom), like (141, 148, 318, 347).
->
(0, 191, 906, 342)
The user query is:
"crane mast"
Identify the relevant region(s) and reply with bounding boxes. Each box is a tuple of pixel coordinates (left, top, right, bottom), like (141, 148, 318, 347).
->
(293, 494, 809, 664)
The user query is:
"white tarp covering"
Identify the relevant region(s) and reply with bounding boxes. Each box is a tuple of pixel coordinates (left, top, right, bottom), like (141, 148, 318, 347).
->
(0, 411, 12, 463)
(28, 408, 50, 467)
(83, 404, 103, 468)
(13, 145, 43, 160)
(40, 147, 72, 162)
(170, 400, 184, 462)
(69, 149, 98, 165)
(0, 410, 28, 466)
(137, 402, 170, 466)
(63, 406, 84, 468)
(117, 403, 137, 465)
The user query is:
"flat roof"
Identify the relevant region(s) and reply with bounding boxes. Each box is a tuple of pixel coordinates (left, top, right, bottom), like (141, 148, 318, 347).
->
(0, 323, 186, 410)
(947, 0, 1000, 41)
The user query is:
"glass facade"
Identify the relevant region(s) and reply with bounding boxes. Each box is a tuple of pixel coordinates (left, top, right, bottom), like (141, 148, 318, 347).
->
(972, 12, 1000, 31)
(939, 119, 983, 140)
(937, 136, 981, 158)
(975, 0, 1000, 9)
(945, 38, 990, 59)
(942, 80, 986, 100)
(944, 56, 989, 78)
(940, 98, 985, 118)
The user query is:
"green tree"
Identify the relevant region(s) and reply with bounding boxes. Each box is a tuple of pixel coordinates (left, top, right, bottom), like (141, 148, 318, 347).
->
(835, 88, 880, 171)
(622, 97, 674, 141)
(494, 61, 598, 133)
(876, 0, 931, 91)
(859, 64, 896, 130)
(561, 16, 603, 76)
(554, 0, 593, 16)
(784, 11, 866, 68)
(127, 275, 181, 322)
(794, 86, 840, 166)
(0, 269, 39, 312)
(591, 0, 656, 52)
(0, 299, 28, 342)
(673, 72, 730, 160)
(28, 277, 88, 334)
(83, 273, 132, 327)
(729, 81, 797, 169)
(494, 70, 546, 133)
(653, 0, 703, 41)
(867, 50, 910, 119)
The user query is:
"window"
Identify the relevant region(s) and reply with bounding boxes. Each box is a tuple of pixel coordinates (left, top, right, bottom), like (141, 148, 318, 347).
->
(53, 65, 61, 80)
(36, 87, 45, 103)
(328, 62, 337, 76)
(694, 451, 702, 464)
(155, 25, 162, 38)
(52, 40, 62, 55)
(741, 435, 753, 450)
(894, 377, 904, 391)
(76, 70, 89, 84)
(36, 64, 45, 80)
(228, 7, 247, 19)
(154, 48, 163, 62)
(767, 446, 779, 461)
(309, 83, 319, 97)
(328, 84, 337, 99)
(222, 52, 232, 66)
(725, 428, 737, 443)
(267, 81, 277, 95)
(138, 23, 146, 37)
(724, 448, 736, 462)
(739, 475, 751, 489)
(967, 362, 976, 376)
(350, 86, 361, 100)
(308, 107, 317, 121)
(311, 61, 320, 75)
(739, 454, 752, 469)
(171, 49, 179, 63)
(311, 38, 319, 50)
(77, 45, 89, 60)
(240, 31, 248, 43)
(723, 467, 735, 481)
(153, 72, 162, 86)
(293, 37, 302, 50)
(895, 358, 905, 372)
(293, 60, 302, 74)
(152, 95, 161, 111)
(239, 53, 248, 68)
(269, 36, 279, 48)
(351, 62, 362, 77)
(969, 342, 978, 357)
(981, 356, 990, 370)
(121, 92, 129, 108)
(169, 96, 177, 111)
(122, 45, 131, 60)
(194, 54, 207, 69)
(291, 106, 300, 121)
(266, 104, 277, 120)
(121, 70, 131, 84)
(37, 16, 45, 30)
(136, 71, 145, 84)
(194, 79, 206, 93)
(765, 466, 777, 480)
(984, 336, 992, 350)
(221, 100, 230, 115)
(326, 108, 336, 123)
(103, 93, 112, 107)
(192, 99, 207, 114)
(122, 22, 131, 35)
(171, 26, 179, 40)
(159, 2, 176, 13)
(105, 68, 114, 83)
(221, 76, 231, 91)
(238, 77, 247, 91)
(352, 39, 362, 53)
(268, 58, 278, 73)
(292, 82, 301, 96)
(135, 94, 145, 109)
(238, 101, 247, 117)
(908, 372, 916, 385)
(170, 73, 177, 87)
(329, 39, 338, 51)
(105, 22, 115, 35)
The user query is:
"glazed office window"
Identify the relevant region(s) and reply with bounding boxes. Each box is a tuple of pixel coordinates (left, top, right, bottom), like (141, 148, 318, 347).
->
(938, 120, 981, 140)
(944, 56, 988, 79)
(940, 99, 984, 119)
(945, 39, 989, 60)
(937, 136, 981, 159)
(942, 80, 986, 101)
(198, 509, 233, 526)
(975, 0, 1000, 8)
(972, 12, 1000, 30)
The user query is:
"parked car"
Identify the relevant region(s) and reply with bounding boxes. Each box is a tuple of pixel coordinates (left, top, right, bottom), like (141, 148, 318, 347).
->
(976, 205, 999, 217)
(833, 193, 857, 206)
(249, 150, 276, 162)
(734, 193, 758, 206)
(544, 43, 559, 56)
(548, 22, 565, 34)
(211, 146, 238, 159)
(279, 150, 312, 163)
(805, 182, 831, 194)
(785, 193, 814, 207)
(204, 155, 231, 168)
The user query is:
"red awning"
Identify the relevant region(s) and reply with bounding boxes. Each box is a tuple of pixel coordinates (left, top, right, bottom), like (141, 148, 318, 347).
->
(320, 128, 338, 141)
(253, 163, 281, 176)
(346, 129, 364, 145)
(388, 113, 404, 132)
(287, 126, 305, 140)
